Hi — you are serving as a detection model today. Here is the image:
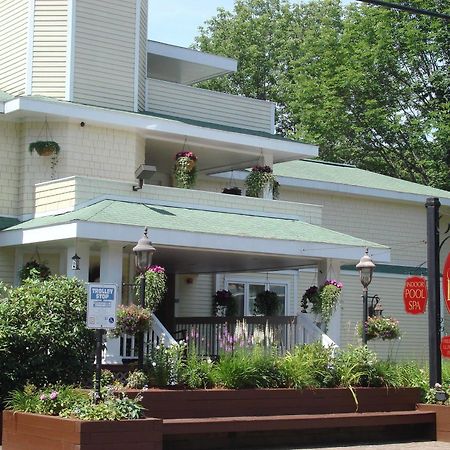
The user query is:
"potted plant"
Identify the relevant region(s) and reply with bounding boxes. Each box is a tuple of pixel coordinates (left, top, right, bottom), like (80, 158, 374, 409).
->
(173, 151, 197, 189)
(213, 289, 237, 317)
(18, 259, 51, 281)
(135, 265, 167, 311)
(358, 316, 401, 341)
(245, 165, 279, 199)
(253, 290, 281, 316)
(109, 304, 151, 337)
(302, 279, 343, 330)
(29, 141, 60, 156)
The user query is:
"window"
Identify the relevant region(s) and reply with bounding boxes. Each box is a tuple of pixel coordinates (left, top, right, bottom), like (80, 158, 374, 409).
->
(226, 281, 287, 316)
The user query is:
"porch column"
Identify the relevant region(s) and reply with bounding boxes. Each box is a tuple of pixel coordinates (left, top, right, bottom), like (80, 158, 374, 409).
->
(66, 242, 90, 281)
(100, 242, 123, 364)
(262, 150, 274, 199)
(13, 248, 25, 285)
(317, 259, 341, 346)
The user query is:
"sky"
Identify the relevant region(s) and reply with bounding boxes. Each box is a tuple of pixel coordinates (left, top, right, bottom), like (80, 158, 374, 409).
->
(149, 1, 236, 48)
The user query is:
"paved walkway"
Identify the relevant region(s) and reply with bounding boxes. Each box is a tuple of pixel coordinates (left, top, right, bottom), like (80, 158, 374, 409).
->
(246, 442, 450, 450)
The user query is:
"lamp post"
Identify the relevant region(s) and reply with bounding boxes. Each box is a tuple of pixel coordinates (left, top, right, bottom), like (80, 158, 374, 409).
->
(356, 248, 376, 345)
(133, 227, 156, 369)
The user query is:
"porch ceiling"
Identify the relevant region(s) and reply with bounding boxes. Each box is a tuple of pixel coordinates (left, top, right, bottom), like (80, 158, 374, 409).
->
(1, 199, 390, 273)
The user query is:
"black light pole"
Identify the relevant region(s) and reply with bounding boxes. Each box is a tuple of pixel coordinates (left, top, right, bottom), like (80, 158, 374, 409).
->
(356, 248, 376, 345)
(133, 227, 156, 370)
(425, 197, 442, 387)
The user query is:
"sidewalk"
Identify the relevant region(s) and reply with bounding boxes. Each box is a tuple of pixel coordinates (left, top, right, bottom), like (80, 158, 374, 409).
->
(248, 442, 450, 450)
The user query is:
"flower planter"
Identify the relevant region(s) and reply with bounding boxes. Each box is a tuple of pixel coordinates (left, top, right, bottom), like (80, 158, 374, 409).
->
(417, 404, 450, 442)
(2, 411, 162, 450)
(126, 387, 422, 419)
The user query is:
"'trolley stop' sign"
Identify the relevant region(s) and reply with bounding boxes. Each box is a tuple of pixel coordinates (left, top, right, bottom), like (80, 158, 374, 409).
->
(403, 276, 427, 314)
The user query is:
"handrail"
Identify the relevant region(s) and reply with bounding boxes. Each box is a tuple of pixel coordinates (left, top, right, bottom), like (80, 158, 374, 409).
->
(296, 313, 337, 349)
(151, 313, 177, 347)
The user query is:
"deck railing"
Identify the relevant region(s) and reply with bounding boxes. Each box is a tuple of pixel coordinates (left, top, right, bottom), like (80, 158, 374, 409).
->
(174, 316, 299, 357)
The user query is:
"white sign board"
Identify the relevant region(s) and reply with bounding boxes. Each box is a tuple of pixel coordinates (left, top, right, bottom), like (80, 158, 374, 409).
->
(86, 283, 118, 329)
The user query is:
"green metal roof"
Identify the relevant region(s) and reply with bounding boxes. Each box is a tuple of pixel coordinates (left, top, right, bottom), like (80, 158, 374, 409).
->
(273, 160, 450, 200)
(140, 111, 308, 144)
(5, 199, 386, 249)
(0, 217, 19, 230)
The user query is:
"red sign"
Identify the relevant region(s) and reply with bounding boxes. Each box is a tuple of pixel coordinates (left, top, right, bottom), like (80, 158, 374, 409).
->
(440, 336, 450, 359)
(403, 276, 427, 314)
(443, 253, 450, 314)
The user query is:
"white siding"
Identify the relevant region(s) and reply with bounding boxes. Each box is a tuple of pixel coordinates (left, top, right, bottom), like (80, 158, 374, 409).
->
(31, 0, 68, 98)
(176, 274, 214, 317)
(0, 0, 28, 96)
(72, 0, 137, 111)
(137, 0, 147, 111)
(146, 78, 275, 133)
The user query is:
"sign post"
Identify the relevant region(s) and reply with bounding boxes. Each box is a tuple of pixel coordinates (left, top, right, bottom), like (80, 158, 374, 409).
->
(86, 283, 118, 401)
(403, 276, 427, 314)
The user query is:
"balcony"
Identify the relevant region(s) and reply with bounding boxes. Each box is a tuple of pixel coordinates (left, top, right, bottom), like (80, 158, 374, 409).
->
(146, 78, 275, 134)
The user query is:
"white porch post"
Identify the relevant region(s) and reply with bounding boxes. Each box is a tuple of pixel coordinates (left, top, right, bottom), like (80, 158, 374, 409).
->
(13, 248, 25, 285)
(262, 150, 274, 199)
(318, 259, 341, 346)
(66, 242, 89, 281)
(100, 242, 123, 364)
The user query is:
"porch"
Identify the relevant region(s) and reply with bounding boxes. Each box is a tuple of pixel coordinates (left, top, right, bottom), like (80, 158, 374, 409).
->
(114, 313, 336, 363)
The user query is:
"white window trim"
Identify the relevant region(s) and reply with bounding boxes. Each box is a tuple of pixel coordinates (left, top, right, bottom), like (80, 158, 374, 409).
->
(224, 275, 290, 316)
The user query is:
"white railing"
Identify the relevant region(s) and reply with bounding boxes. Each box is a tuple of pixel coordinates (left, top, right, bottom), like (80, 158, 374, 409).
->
(296, 313, 338, 349)
(119, 314, 177, 361)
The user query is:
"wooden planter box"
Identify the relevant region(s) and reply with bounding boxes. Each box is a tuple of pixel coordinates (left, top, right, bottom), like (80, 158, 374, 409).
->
(417, 404, 450, 442)
(127, 387, 422, 419)
(2, 410, 162, 450)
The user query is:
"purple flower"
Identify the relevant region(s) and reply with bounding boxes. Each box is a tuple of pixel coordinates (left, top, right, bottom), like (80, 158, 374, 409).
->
(146, 265, 165, 273)
(50, 391, 58, 400)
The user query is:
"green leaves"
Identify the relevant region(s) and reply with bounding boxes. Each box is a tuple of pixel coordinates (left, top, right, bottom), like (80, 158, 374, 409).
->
(195, 0, 449, 190)
(0, 276, 96, 406)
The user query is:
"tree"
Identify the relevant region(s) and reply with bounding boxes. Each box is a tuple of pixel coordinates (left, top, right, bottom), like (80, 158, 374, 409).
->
(0, 276, 96, 405)
(194, 0, 450, 190)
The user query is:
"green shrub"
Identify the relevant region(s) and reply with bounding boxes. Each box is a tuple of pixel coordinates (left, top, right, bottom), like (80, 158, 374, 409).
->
(330, 345, 378, 387)
(278, 342, 334, 388)
(0, 276, 96, 406)
(126, 370, 148, 389)
(145, 339, 186, 387)
(181, 353, 215, 389)
(6, 384, 144, 420)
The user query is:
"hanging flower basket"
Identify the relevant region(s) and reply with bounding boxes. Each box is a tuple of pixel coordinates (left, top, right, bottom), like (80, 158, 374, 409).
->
(109, 304, 151, 337)
(253, 290, 281, 316)
(135, 265, 167, 311)
(245, 165, 279, 199)
(358, 316, 401, 341)
(213, 289, 237, 317)
(173, 151, 197, 188)
(29, 141, 60, 156)
(222, 186, 242, 195)
(18, 259, 51, 282)
(301, 280, 343, 329)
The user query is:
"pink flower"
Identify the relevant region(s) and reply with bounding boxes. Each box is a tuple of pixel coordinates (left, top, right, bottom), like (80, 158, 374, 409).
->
(50, 391, 58, 400)
(40, 394, 46, 401)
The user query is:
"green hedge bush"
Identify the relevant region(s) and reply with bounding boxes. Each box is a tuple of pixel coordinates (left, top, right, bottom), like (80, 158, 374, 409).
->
(0, 276, 96, 406)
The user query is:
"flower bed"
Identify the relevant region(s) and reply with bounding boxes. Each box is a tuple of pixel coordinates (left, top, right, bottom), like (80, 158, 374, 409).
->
(2, 411, 162, 450)
(127, 387, 422, 419)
